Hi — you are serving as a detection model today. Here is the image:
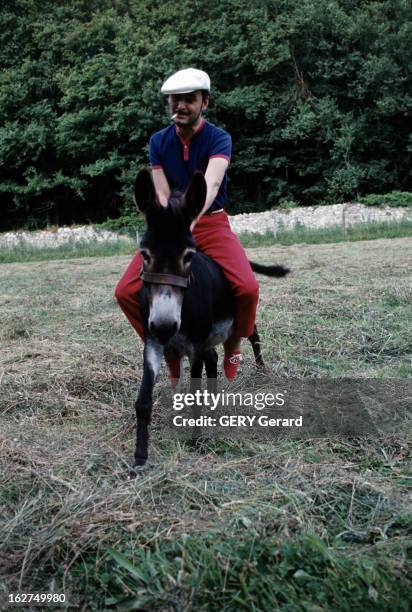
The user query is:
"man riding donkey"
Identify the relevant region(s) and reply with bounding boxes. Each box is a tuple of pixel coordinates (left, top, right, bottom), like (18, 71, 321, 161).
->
(115, 68, 259, 383)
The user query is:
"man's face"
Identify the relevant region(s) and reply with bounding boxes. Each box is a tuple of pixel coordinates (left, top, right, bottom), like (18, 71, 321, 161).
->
(168, 91, 208, 127)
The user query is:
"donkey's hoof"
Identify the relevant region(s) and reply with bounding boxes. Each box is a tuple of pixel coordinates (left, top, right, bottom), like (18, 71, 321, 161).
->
(129, 460, 148, 478)
(128, 456, 147, 476)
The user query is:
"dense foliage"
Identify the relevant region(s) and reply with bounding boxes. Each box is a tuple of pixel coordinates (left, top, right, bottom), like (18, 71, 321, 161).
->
(0, 0, 411, 229)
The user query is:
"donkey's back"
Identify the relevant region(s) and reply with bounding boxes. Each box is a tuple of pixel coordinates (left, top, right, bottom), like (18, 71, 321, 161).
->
(178, 251, 234, 352)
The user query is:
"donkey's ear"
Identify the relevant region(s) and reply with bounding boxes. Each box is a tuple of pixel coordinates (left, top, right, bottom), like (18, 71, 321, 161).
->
(134, 168, 158, 214)
(182, 171, 207, 222)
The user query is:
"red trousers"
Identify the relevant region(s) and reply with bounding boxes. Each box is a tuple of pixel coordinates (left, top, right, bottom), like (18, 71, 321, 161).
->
(115, 210, 259, 340)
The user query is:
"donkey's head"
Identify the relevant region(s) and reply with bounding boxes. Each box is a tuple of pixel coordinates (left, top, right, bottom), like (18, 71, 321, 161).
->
(134, 169, 206, 344)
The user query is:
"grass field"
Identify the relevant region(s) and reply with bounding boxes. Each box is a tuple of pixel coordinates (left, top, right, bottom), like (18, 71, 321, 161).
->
(1, 219, 411, 264)
(0, 238, 411, 610)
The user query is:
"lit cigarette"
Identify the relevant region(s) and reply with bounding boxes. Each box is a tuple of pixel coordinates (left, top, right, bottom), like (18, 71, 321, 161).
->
(171, 113, 179, 120)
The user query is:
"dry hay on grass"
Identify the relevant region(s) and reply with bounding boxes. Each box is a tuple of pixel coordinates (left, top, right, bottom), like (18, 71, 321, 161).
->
(1, 421, 409, 592)
(0, 238, 411, 605)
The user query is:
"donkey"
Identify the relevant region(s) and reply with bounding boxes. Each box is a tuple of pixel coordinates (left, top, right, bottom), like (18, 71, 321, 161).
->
(132, 169, 289, 467)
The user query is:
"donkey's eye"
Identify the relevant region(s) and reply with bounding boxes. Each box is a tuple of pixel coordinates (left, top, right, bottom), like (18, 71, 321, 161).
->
(141, 249, 151, 264)
(183, 250, 195, 265)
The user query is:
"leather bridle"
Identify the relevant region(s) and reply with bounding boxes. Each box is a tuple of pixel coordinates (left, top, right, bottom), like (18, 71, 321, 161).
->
(140, 270, 189, 289)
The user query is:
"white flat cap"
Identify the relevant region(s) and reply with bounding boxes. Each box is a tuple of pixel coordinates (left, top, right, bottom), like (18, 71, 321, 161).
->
(161, 68, 211, 95)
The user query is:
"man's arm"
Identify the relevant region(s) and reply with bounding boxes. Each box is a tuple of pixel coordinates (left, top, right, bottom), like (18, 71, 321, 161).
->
(152, 157, 228, 216)
(191, 157, 229, 228)
(151, 167, 171, 207)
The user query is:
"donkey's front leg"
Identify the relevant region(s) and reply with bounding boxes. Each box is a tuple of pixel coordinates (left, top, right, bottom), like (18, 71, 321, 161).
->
(134, 340, 163, 467)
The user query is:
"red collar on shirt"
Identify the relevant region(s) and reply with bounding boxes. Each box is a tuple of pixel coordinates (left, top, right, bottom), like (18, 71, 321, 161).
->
(175, 118, 206, 145)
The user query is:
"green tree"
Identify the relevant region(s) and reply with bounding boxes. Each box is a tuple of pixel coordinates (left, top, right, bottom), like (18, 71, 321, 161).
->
(0, 0, 411, 229)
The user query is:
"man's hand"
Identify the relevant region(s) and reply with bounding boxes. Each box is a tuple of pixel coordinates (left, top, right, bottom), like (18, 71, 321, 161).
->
(152, 157, 228, 225)
(190, 157, 228, 232)
(151, 167, 170, 207)
(202, 157, 229, 214)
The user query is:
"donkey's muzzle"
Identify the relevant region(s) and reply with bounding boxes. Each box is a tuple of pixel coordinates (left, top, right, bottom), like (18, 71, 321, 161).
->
(149, 321, 178, 345)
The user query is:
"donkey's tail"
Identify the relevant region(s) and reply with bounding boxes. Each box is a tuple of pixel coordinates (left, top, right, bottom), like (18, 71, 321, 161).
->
(249, 262, 290, 277)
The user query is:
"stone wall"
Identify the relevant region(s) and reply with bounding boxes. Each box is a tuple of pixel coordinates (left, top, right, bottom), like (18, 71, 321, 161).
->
(229, 203, 411, 236)
(0, 203, 410, 248)
(0, 226, 132, 249)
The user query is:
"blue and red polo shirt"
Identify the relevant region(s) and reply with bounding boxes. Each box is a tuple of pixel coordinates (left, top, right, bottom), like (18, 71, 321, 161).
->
(149, 119, 231, 211)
